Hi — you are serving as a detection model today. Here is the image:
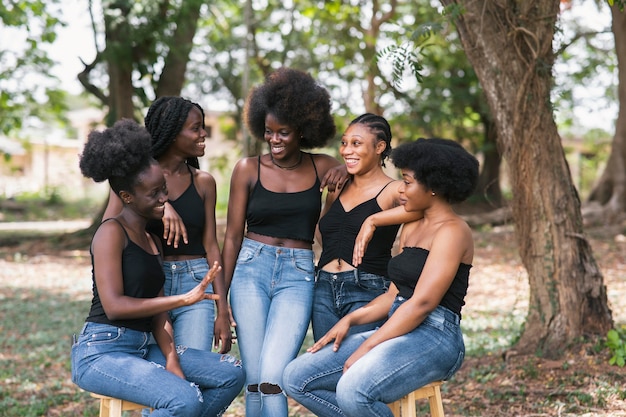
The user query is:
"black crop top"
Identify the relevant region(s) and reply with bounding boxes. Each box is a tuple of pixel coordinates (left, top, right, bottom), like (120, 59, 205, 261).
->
(246, 154, 322, 243)
(147, 165, 206, 257)
(317, 182, 400, 276)
(86, 219, 165, 332)
(387, 247, 470, 318)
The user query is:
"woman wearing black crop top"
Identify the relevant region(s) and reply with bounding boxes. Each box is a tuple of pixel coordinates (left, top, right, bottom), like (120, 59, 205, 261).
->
(103, 97, 232, 354)
(284, 138, 479, 417)
(313, 113, 422, 341)
(222, 67, 348, 417)
(71, 120, 244, 417)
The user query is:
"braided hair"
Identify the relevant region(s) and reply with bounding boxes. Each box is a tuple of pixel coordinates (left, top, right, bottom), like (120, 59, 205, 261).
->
(243, 67, 336, 149)
(348, 113, 392, 167)
(79, 119, 157, 195)
(144, 96, 205, 169)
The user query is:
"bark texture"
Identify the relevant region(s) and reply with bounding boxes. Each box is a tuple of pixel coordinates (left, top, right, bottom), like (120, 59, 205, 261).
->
(440, 0, 612, 357)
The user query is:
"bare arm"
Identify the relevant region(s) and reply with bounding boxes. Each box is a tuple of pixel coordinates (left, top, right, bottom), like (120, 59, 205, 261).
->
(353, 206, 423, 266)
(92, 221, 220, 320)
(152, 302, 185, 379)
(196, 169, 232, 353)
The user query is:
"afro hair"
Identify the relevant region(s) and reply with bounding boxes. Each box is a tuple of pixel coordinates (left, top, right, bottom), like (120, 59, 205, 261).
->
(243, 67, 336, 149)
(79, 118, 155, 194)
(391, 138, 479, 204)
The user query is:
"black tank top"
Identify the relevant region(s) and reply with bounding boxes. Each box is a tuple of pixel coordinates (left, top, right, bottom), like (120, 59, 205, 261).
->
(86, 219, 165, 332)
(246, 154, 322, 243)
(387, 247, 471, 318)
(147, 165, 206, 257)
(318, 182, 400, 276)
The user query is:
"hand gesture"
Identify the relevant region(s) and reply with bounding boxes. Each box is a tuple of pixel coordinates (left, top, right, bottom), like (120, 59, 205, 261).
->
(307, 317, 351, 353)
(320, 164, 349, 193)
(352, 217, 375, 266)
(181, 261, 221, 306)
(162, 202, 189, 248)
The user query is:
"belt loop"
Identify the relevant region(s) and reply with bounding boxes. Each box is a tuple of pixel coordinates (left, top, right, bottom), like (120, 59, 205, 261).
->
(353, 268, 360, 283)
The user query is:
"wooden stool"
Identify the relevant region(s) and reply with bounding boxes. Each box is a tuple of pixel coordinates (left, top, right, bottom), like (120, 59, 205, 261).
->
(90, 393, 152, 417)
(387, 381, 445, 417)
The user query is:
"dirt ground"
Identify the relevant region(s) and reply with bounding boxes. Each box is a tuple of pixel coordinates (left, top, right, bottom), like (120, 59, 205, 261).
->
(1, 222, 625, 417)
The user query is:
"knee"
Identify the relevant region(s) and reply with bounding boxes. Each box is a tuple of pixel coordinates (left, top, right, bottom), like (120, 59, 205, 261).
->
(260, 382, 284, 396)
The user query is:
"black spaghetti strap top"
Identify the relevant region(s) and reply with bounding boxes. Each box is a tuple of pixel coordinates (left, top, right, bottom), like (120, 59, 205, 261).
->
(318, 182, 400, 276)
(246, 153, 322, 243)
(86, 218, 165, 332)
(147, 164, 206, 257)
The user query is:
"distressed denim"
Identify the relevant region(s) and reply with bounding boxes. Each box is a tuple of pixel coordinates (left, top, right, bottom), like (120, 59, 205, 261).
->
(312, 269, 389, 341)
(71, 322, 245, 417)
(230, 238, 315, 417)
(163, 258, 215, 351)
(284, 303, 465, 417)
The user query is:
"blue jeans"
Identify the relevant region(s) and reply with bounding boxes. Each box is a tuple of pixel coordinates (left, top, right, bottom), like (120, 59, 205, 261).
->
(230, 238, 315, 417)
(163, 258, 215, 351)
(71, 322, 245, 417)
(283, 303, 465, 417)
(312, 269, 389, 341)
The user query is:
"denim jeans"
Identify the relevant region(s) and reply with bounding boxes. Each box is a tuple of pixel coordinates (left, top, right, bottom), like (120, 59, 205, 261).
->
(312, 269, 389, 341)
(163, 258, 215, 351)
(71, 322, 245, 417)
(284, 303, 465, 417)
(230, 238, 315, 417)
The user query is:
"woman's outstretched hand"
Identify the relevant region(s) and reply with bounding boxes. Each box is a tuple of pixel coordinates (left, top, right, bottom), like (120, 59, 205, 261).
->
(182, 261, 221, 306)
(307, 318, 351, 353)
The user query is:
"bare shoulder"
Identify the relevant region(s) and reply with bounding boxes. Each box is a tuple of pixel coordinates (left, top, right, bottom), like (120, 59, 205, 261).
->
(310, 152, 341, 172)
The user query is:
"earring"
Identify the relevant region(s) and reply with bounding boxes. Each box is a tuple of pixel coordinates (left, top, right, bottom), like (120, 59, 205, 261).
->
(431, 192, 436, 196)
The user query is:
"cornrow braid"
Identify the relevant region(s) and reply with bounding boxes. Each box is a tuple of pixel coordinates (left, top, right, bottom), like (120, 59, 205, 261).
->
(349, 113, 393, 167)
(144, 96, 205, 169)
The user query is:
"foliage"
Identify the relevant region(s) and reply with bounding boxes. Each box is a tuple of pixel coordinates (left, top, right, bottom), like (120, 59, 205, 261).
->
(0, 189, 101, 222)
(0, 0, 69, 136)
(606, 327, 626, 367)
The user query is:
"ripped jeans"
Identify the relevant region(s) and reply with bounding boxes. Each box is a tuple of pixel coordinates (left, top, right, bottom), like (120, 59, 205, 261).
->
(71, 322, 245, 417)
(230, 238, 315, 417)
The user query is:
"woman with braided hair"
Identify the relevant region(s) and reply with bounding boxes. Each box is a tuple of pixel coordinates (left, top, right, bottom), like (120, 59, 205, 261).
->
(72, 119, 244, 416)
(104, 96, 232, 354)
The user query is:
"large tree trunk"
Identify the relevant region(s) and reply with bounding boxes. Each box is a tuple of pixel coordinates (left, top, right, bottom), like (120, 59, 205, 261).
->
(587, 5, 626, 219)
(441, 0, 612, 357)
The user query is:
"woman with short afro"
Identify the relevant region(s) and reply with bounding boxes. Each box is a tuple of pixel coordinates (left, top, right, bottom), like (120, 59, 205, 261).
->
(222, 67, 348, 417)
(284, 138, 479, 417)
(72, 119, 244, 417)
(103, 96, 232, 355)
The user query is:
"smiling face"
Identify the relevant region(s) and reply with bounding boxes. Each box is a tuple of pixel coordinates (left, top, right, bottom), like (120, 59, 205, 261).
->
(398, 168, 431, 212)
(264, 113, 300, 160)
(340, 124, 385, 175)
(124, 162, 168, 220)
(173, 106, 207, 157)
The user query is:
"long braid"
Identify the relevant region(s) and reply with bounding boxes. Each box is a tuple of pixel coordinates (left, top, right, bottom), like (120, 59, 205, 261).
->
(145, 96, 204, 169)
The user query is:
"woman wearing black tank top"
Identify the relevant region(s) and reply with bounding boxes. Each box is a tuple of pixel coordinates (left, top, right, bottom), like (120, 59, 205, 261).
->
(103, 97, 232, 355)
(312, 113, 422, 341)
(284, 138, 479, 417)
(71, 119, 244, 416)
(222, 67, 348, 417)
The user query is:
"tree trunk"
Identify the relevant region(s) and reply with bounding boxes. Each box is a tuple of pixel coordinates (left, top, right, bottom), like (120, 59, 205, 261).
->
(440, 0, 612, 357)
(474, 114, 502, 207)
(155, 0, 203, 97)
(587, 5, 626, 219)
(104, 1, 136, 124)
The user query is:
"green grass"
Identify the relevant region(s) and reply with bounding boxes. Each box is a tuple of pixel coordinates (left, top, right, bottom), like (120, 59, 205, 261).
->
(0, 288, 99, 417)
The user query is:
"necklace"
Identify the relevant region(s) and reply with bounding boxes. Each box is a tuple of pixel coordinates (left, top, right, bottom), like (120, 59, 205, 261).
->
(270, 152, 303, 170)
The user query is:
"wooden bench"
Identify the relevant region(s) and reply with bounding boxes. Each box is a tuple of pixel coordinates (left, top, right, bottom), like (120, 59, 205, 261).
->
(387, 381, 445, 417)
(90, 393, 152, 417)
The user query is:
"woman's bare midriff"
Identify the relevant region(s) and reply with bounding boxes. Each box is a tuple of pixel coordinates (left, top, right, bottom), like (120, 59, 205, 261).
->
(247, 231, 312, 250)
(320, 259, 356, 273)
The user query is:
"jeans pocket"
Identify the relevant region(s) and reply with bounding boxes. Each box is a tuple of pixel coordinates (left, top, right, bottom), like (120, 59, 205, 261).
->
(86, 327, 122, 346)
(294, 256, 314, 274)
(237, 246, 256, 264)
(356, 274, 388, 291)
